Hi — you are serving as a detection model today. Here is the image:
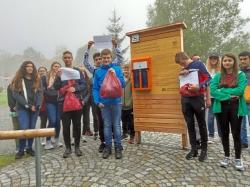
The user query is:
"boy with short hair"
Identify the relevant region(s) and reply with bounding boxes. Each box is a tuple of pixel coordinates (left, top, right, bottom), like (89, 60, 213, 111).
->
(93, 48, 125, 159)
(175, 52, 211, 162)
(83, 39, 123, 152)
(54, 50, 86, 158)
(239, 51, 250, 148)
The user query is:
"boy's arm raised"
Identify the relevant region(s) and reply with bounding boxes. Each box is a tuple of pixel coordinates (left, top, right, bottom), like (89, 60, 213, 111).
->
(112, 38, 123, 66)
(83, 41, 95, 74)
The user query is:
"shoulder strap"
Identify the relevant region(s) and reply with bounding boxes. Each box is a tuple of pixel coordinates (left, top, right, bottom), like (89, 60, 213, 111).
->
(22, 79, 28, 102)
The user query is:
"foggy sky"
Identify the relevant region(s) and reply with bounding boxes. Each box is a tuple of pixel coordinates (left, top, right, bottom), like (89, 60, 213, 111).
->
(0, 0, 249, 58)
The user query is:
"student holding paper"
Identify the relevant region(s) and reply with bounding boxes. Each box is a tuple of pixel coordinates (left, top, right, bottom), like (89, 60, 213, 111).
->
(210, 53, 247, 171)
(175, 52, 211, 162)
(54, 51, 86, 158)
(83, 39, 123, 153)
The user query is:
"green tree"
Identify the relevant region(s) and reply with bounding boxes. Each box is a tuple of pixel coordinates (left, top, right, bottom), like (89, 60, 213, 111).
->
(106, 9, 128, 61)
(147, 0, 250, 59)
(23, 47, 46, 67)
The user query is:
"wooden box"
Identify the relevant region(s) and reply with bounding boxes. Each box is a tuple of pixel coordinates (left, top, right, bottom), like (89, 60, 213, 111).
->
(126, 22, 188, 148)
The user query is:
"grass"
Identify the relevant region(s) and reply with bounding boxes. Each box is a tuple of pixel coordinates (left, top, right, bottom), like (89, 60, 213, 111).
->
(0, 154, 15, 168)
(0, 92, 7, 106)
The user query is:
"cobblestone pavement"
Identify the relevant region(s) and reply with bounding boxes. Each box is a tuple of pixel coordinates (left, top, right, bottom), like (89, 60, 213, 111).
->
(0, 132, 250, 187)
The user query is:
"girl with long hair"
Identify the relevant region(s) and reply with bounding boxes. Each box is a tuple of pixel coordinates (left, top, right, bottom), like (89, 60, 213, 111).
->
(210, 53, 247, 171)
(41, 61, 63, 149)
(206, 53, 221, 143)
(38, 66, 48, 146)
(12, 61, 42, 159)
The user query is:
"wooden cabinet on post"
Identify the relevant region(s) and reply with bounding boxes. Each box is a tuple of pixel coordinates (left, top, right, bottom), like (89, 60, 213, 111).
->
(126, 22, 188, 148)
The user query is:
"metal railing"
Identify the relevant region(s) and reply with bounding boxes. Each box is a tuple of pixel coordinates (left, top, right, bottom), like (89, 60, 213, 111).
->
(0, 128, 55, 187)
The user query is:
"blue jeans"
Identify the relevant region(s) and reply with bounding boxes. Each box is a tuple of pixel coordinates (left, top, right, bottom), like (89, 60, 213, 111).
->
(46, 102, 61, 140)
(17, 109, 39, 152)
(241, 104, 250, 145)
(207, 98, 221, 138)
(101, 104, 122, 148)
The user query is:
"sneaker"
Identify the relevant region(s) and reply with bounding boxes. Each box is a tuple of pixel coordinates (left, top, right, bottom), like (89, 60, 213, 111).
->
(208, 137, 215, 144)
(220, 157, 230, 168)
(41, 138, 46, 146)
(15, 151, 24, 159)
(198, 150, 207, 162)
(54, 138, 63, 147)
(128, 137, 135, 144)
(63, 148, 72, 158)
(82, 136, 87, 143)
(185, 150, 198, 160)
(121, 133, 128, 140)
(115, 147, 122, 159)
(75, 148, 82, 157)
(85, 130, 93, 136)
(102, 147, 111, 159)
(44, 141, 54, 150)
(26, 148, 35, 156)
(196, 140, 201, 149)
(98, 143, 105, 153)
(51, 138, 56, 144)
(241, 144, 248, 149)
(235, 159, 244, 171)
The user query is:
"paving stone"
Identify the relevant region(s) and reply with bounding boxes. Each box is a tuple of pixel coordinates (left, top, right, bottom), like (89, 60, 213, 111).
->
(0, 131, 249, 186)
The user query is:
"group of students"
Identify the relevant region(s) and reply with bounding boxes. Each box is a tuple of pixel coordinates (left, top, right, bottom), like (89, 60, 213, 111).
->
(7, 39, 250, 170)
(176, 51, 250, 171)
(7, 39, 135, 160)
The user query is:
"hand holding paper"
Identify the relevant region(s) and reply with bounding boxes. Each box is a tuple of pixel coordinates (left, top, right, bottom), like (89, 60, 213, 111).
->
(179, 70, 199, 88)
(93, 35, 113, 49)
(60, 67, 80, 81)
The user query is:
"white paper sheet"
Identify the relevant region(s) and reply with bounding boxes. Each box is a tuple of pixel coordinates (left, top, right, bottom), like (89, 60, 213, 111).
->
(60, 67, 80, 81)
(179, 70, 199, 87)
(93, 35, 112, 49)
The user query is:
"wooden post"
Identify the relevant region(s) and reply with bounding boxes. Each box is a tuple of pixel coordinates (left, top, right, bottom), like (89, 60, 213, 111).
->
(182, 133, 188, 149)
(0, 128, 55, 140)
(135, 131, 141, 144)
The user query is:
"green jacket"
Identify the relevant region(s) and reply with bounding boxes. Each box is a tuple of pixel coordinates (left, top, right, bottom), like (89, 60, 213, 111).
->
(210, 71, 248, 116)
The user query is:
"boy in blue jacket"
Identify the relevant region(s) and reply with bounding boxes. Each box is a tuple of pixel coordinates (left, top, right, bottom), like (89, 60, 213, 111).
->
(93, 48, 125, 159)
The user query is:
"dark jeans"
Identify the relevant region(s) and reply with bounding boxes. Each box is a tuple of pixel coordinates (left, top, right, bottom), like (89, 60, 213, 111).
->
(39, 111, 47, 129)
(82, 99, 91, 134)
(121, 109, 135, 137)
(96, 105, 104, 143)
(216, 100, 242, 159)
(90, 95, 99, 133)
(181, 96, 208, 151)
(61, 110, 82, 149)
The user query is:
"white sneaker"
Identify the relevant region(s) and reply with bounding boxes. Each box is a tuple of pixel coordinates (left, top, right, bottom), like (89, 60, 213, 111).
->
(208, 137, 214, 144)
(220, 157, 230, 168)
(51, 138, 56, 144)
(54, 138, 63, 147)
(41, 138, 46, 146)
(235, 159, 244, 171)
(82, 136, 87, 143)
(44, 141, 54, 150)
